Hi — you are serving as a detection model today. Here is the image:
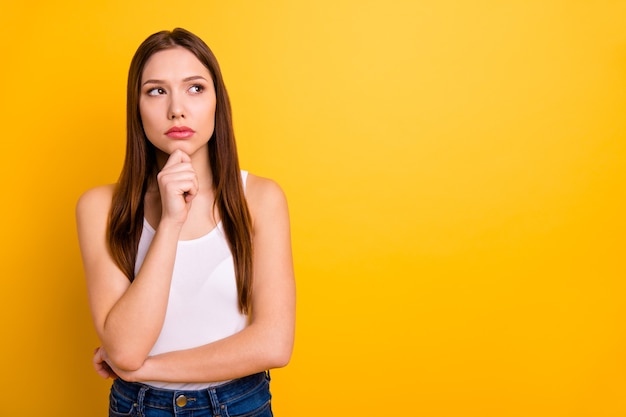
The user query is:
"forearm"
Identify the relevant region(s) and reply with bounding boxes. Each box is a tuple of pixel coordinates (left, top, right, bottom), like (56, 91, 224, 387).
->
(128, 321, 294, 383)
(80, 152, 201, 373)
(101, 221, 182, 370)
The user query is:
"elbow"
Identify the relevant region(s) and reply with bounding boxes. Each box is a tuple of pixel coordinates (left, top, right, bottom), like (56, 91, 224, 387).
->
(270, 353, 291, 369)
(266, 338, 293, 369)
(116, 358, 146, 374)
(259, 319, 295, 369)
(105, 348, 147, 373)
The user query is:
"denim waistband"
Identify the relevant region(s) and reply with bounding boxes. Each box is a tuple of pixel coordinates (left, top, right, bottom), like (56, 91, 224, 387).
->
(112, 372, 270, 412)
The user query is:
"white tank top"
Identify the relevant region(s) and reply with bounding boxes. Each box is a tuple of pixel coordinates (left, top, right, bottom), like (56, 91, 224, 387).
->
(134, 171, 249, 389)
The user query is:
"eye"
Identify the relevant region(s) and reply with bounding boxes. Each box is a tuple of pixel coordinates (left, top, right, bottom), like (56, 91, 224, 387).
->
(189, 85, 204, 94)
(147, 87, 166, 96)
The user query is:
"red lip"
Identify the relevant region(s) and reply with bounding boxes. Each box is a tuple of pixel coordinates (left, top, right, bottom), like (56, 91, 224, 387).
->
(165, 126, 195, 139)
(166, 126, 195, 134)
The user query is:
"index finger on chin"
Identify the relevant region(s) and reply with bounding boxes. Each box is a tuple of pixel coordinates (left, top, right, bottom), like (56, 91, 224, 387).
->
(163, 149, 191, 168)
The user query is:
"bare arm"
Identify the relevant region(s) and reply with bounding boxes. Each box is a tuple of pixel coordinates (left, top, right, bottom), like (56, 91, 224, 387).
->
(107, 174, 296, 383)
(77, 151, 198, 371)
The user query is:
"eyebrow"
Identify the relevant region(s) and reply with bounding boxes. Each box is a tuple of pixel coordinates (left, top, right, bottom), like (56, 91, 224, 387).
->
(142, 75, 209, 86)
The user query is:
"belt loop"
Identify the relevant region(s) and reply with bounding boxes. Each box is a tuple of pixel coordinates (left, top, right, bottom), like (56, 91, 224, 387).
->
(137, 385, 149, 417)
(266, 370, 271, 381)
(207, 388, 222, 417)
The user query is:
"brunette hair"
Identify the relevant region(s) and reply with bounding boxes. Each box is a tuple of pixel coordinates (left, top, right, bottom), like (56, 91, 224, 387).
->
(107, 28, 253, 314)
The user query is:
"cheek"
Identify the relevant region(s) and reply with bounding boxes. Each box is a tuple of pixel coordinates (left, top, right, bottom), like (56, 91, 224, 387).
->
(138, 104, 147, 127)
(193, 101, 217, 128)
(139, 107, 157, 132)
(206, 102, 217, 124)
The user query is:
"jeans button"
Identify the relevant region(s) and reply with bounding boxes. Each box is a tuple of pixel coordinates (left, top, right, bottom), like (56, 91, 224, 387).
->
(176, 395, 188, 407)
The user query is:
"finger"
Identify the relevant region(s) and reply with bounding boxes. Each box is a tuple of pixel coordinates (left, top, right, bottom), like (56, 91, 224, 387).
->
(162, 149, 191, 169)
(93, 355, 109, 378)
(103, 363, 119, 380)
(159, 159, 194, 173)
(184, 190, 196, 203)
(157, 164, 198, 188)
(93, 354, 118, 379)
(96, 364, 116, 379)
(95, 364, 110, 379)
(158, 171, 199, 198)
(160, 176, 198, 197)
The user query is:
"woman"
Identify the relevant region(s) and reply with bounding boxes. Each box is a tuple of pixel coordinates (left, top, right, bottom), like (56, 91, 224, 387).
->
(76, 28, 295, 417)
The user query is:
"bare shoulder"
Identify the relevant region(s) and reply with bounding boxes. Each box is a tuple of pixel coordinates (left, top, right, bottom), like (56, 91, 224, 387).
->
(245, 174, 289, 222)
(76, 184, 116, 221)
(246, 174, 287, 207)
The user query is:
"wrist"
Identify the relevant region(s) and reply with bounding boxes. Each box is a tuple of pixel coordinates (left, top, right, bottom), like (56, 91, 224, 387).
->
(155, 218, 185, 236)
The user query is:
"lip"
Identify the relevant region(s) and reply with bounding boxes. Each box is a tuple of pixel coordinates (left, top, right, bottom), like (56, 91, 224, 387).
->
(165, 126, 195, 139)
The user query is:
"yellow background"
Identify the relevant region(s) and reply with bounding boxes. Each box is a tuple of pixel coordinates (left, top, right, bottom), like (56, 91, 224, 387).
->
(1, 1, 625, 416)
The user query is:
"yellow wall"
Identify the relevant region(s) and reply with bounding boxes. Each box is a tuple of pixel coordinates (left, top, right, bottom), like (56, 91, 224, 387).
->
(1, 1, 625, 416)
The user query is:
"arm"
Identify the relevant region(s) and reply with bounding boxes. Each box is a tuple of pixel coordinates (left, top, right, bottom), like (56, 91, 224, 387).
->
(77, 151, 198, 372)
(111, 174, 296, 383)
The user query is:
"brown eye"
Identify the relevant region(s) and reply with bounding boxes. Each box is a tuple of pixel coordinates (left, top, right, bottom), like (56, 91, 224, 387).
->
(147, 87, 166, 96)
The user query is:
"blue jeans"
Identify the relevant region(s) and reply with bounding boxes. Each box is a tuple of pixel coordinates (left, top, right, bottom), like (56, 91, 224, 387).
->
(109, 372, 273, 417)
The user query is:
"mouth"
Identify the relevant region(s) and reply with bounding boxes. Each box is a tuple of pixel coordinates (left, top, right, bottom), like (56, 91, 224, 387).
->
(165, 126, 195, 139)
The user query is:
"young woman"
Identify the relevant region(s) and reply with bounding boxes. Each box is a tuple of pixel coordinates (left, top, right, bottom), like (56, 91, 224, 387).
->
(76, 28, 295, 417)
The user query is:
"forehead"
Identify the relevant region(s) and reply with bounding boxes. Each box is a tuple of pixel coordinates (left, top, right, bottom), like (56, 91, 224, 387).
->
(142, 46, 212, 81)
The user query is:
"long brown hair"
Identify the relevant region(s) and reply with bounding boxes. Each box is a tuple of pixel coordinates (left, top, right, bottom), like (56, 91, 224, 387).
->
(107, 28, 253, 314)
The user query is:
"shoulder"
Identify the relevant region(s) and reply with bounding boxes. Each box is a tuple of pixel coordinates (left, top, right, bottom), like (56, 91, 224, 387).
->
(75, 184, 117, 253)
(244, 173, 289, 224)
(245, 173, 287, 207)
(76, 184, 116, 220)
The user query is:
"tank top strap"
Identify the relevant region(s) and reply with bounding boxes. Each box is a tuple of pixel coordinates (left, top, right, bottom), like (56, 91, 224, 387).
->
(241, 170, 248, 194)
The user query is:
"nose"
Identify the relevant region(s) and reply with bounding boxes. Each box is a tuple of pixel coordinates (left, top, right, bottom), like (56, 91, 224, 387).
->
(168, 93, 185, 120)
(169, 108, 185, 120)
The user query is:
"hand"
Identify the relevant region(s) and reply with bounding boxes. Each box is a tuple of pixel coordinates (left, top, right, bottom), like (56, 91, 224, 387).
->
(157, 150, 199, 224)
(93, 346, 118, 379)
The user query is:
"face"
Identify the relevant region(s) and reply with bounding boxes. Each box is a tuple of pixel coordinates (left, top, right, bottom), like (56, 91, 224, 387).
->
(139, 46, 217, 161)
